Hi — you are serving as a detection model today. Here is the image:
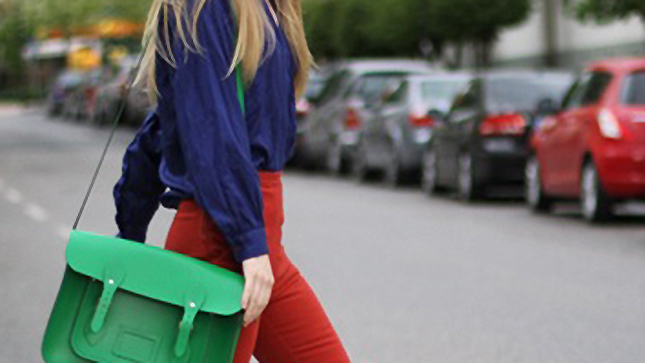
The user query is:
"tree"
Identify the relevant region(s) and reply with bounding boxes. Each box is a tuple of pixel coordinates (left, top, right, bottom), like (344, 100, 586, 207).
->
(430, 0, 531, 66)
(0, 0, 33, 87)
(571, 0, 645, 23)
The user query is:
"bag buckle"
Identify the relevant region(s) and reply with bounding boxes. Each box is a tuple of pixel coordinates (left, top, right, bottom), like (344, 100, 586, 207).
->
(174, 289, 206, 358)
(90, 265, 125, 333)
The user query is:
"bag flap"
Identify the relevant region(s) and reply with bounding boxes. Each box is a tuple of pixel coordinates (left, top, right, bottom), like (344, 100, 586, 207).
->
(66, 230, 244, 316)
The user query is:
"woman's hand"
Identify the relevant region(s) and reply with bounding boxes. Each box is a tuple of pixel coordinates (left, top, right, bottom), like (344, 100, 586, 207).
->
(241, 254, 274, 327)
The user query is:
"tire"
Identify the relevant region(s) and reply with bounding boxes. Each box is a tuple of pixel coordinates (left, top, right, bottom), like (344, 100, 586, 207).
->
(352, 141, 374, 182)
(421, 146, 441, 195)
(581, 161, 613, 222)
(525, 155, 552, 212)
(325, 136, 344, 176)
(457, 153, 483, 201)
(383, 143, 402, 188)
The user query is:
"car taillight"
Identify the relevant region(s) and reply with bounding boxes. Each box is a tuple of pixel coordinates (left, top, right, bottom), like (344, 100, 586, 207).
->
(408, 114, 434, 128)
(597, 109, 622, 139)
(479, 114, 526, 136)
(345, 108, 361, 130)
(296, 99, 310, 117)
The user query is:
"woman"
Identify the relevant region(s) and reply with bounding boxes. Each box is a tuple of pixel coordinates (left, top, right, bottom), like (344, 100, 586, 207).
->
(112, 0, 350, 361)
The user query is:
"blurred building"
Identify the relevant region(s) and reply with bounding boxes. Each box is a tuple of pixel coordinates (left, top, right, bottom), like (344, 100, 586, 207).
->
(492, 0, 645, 69)
(22, 19, 143, 89)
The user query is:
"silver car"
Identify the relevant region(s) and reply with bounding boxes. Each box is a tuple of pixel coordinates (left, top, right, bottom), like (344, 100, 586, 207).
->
(299, 60, 434, 173)
(353, 73, 472, 186)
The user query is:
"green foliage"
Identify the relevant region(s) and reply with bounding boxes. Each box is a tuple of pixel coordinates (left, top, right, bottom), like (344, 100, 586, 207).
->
(571, 0, 645, 23)
(0, 0, 33, 77)
(302, 0, 531, 64)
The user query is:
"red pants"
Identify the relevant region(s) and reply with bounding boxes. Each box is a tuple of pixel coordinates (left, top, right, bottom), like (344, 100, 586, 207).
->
(164, 171, 350, 362)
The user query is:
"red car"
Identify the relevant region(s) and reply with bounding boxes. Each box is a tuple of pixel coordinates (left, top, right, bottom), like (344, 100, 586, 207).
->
(527, 58, 645, 221)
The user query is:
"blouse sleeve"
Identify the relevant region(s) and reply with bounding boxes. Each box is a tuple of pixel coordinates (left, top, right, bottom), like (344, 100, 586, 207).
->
(113, 111, 166, 242)
(170, 0, 268, 262)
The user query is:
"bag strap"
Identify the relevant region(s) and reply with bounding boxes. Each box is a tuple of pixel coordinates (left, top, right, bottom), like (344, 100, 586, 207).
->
(72, 44, 246, 230)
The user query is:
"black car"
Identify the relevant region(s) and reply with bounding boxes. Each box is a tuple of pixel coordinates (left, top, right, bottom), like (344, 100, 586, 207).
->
(298, 60, 434, 173)
(353, 73, 472, 186)
(422, 71, 574, 200)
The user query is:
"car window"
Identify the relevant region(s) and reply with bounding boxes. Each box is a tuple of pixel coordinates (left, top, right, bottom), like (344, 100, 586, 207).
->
(561, 78, 585, 110)
(486, 75, 573, 111)
(620, 71, 645, 105)
(450, 81, 479, 111)
(350, 74, 404, 102)
(419, 78, 470, 112)
(579, 71, 612, 106)
(385, 81, 408, 105)
(315, 70, 349, 105)
(305, 78, 326, 101)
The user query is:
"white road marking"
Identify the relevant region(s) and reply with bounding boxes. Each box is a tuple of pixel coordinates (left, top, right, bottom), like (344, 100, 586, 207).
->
(24, 202, 48, 222)
(5, 188, 22, 204)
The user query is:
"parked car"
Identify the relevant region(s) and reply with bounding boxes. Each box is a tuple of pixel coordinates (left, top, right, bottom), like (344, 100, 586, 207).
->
(289, 70, 329, 165)
(298, 60, 434, 173)
(423, 70, 574, 200)
(527, 58, 645, 221)
(61, 68, 107, 121)
(91, 56, 153, 128)
(46, 70, 86, 117)
(353, 73, 472, 185)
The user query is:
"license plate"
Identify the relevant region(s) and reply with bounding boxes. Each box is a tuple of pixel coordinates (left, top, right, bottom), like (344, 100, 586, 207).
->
(484, 138, 516, 152)
(414, 128, 432, 143)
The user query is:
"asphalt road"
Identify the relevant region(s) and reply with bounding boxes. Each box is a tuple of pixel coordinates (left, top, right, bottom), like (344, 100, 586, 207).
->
(0, 109, 644, 363)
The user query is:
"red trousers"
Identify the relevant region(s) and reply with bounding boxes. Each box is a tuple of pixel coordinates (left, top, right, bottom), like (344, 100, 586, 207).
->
(164, 171, 350, 363)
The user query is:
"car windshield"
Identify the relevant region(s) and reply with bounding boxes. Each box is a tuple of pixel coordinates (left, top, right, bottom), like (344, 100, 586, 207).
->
(621, 71, 645, 105)
(420, 79, 470, 111)
(357, 72, 410, 101)
(486, 75, 572, 111)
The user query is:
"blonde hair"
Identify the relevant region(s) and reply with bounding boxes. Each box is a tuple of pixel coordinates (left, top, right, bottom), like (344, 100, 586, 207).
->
(136, 0, 312, 102)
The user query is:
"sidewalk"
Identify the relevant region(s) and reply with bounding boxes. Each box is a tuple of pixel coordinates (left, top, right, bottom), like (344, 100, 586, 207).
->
(0, 103, 42, 118)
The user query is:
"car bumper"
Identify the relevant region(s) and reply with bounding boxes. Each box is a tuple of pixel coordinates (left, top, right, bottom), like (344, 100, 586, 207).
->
(595, 142, 645, 198)
(475, 154, 527, 184)
(399, 128, 434, 170)
(474, 137, 528, 184)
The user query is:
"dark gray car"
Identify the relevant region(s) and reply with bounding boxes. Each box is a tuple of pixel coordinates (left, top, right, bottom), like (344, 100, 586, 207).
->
(422, 70, 574, 200)
(353, 73, 472, 186)
(298, 60, 434, 173)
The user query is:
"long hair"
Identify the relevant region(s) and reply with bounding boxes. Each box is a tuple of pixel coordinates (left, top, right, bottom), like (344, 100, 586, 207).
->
(136, 0, 312, 102)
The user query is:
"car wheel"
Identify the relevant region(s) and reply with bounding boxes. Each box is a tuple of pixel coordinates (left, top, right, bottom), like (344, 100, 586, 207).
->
(581, 161, 613, 222)
(457, 153, 482, 201)
(352, 141, 373, 182)
(326, 136, 344, 175)
(383, 143, 402, 188)
(525, 155, 552, 212)
(421, 146, 441, 195)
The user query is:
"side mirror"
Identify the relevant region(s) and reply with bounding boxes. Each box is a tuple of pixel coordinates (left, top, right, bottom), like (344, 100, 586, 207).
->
(535, 97, 560, 116)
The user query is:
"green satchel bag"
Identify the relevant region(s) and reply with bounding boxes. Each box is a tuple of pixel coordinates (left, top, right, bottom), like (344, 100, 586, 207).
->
(41, 44, 249, 362)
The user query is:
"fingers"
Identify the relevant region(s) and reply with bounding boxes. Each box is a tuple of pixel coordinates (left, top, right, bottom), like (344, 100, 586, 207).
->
(241, 255, 274, 327)
(242, 272, 274, 327)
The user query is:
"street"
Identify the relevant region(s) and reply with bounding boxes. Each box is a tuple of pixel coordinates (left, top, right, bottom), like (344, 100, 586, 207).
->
(0, 109, 644, 363)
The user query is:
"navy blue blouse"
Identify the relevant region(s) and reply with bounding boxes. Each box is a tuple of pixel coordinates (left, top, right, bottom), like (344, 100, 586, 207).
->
(113, 0, 297, 262)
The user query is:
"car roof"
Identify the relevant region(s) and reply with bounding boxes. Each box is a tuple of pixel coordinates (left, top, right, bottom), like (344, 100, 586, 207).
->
(407, 73, 473, 83)
(331, 59, 434, 75)
(476, 69, 574, 80)
(588, 57, 645, 72)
